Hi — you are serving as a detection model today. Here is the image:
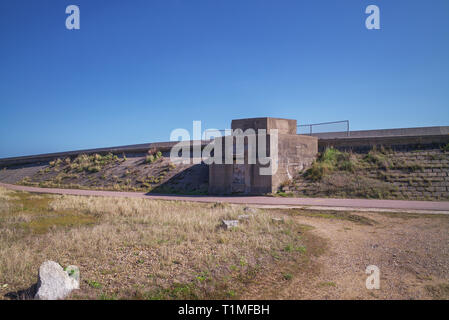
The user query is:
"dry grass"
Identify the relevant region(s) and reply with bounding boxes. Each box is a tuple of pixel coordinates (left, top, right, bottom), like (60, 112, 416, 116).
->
(0, 187, 323, 300)
(425, 283, 449, 299)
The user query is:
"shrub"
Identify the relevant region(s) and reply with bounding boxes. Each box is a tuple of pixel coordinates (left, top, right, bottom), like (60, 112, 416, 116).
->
(87, 165, 101, 173)
(400, 161, 423, 172)
(145, 155, 155, 164)
(338, 159, 355, 172)
(168, 162, 176, 170)
(145, 150, 162, 164)
(304, 161, 333, 181)
(363, 149, 390, 170)
(320, 147, 341, 164)
(304, 148, 356, 181)
(442, 143, 449, 152)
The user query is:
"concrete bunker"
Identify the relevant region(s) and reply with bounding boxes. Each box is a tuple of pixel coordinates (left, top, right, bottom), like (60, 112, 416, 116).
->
(208, 117, 318, 195)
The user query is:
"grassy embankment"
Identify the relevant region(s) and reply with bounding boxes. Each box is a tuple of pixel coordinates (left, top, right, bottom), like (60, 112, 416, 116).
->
(16, 152, 194, 193)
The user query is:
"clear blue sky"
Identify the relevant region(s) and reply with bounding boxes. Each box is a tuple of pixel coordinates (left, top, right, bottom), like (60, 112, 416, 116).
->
(1, 0, 448, 158)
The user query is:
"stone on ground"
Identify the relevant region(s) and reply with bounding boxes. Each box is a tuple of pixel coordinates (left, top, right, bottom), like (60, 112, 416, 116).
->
(243, 207, 257, 213)
(34, 261, 80, 300)
(221, 219, 239, 229)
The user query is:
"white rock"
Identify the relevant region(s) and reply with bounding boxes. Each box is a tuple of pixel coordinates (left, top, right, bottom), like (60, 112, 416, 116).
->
(221, 220, 239, 229)
(237, 214, 251, 220)
(34, 261, 79, 300)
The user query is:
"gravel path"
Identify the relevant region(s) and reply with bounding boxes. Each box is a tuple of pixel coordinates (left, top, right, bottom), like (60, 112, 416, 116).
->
(242, 211, 449, 299)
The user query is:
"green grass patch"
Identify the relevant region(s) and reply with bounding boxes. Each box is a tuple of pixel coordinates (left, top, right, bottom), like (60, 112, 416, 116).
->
(318, 281, 336, 287)
(284, 209, 377, 226)
(19, 213, 97, 234)
(86, 280, 102, 289)
(304, 148, 357, 181)
(143, 283, 198, 300)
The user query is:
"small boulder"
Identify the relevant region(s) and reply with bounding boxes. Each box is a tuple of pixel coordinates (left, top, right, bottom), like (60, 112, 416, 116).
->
(243, 207, 257, 213)
(237, 214, 251, 220)
(221, 220, 239, 230)
(272, 217, 284, 223)
(34, 261, 79, 300)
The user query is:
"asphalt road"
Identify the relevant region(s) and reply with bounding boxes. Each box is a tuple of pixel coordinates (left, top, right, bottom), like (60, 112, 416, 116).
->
(2, 182, 449, 214)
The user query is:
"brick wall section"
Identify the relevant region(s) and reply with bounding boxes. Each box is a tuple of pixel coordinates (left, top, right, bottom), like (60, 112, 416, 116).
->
(283, 148, 449, 201)
(365, 150, 449, 200)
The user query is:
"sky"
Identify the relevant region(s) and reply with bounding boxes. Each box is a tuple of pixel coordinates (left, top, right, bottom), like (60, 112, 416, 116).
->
(0, 0, 448, 158)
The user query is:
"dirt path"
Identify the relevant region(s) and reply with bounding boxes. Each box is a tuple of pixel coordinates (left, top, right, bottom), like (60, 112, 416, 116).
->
(1, 182, 449, 213)
(243, 211, 449, 299)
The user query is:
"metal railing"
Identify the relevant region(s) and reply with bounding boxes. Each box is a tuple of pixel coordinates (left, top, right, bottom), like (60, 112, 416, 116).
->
(297, 120, 350, 136)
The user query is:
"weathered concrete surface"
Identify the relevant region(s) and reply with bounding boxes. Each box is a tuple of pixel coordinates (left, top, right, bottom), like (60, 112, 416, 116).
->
(0, 140, 210, 167)
(319, 134, 449, 152)
(231, 117, 297, 135)
(209, 118, 318, 195)
(313, 126, 449, 139)
(2, 182, 449, 214)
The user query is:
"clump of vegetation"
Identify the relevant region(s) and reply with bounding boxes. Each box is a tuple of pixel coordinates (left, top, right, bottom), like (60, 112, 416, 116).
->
(20, 176, 31, 184)
(49, 158, 62, 167)
(68, 153, 120, 173)
(304, 148, 356, 181)
(145, 150, 163, 164)
(396, 161, 423, 172)
(86, 280, 102, 289)
(442, 143, 449, 152)
(363, 149, 391, 170)
(168, 162, 176, 170)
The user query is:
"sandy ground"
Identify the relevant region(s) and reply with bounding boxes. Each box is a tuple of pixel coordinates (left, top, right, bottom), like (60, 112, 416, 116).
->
(243, 211, 449, 299)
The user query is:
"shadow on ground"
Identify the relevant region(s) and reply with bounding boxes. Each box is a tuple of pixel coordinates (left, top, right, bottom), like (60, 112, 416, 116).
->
(149, 163, 209, 195)
(4, 283, 38, 300)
